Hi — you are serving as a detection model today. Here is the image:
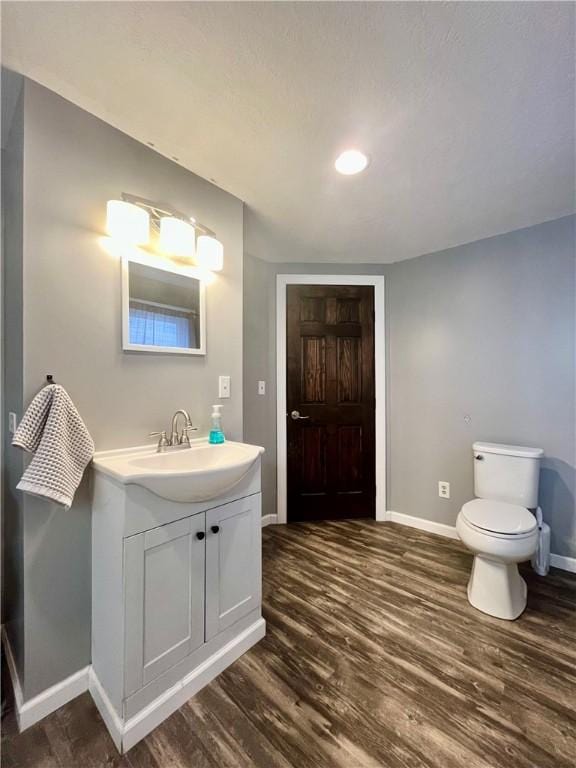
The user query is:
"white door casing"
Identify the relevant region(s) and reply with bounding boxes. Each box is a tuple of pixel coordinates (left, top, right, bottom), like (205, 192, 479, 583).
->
(276, 275, 386, 524)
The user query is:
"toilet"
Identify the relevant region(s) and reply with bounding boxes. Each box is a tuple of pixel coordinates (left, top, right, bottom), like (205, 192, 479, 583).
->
(456, 441, 543, 620)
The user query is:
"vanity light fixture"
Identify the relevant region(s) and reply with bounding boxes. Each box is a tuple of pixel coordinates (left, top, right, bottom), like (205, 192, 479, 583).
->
(335, 149, 369, 175)
(196, 235, 224, 272)
(159, 216, 196, 258)
(106, 194, 224, 272)
(106, 200, 150, 245)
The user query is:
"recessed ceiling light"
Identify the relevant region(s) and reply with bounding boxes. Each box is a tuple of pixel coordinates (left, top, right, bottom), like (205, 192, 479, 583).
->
(335, 149, 369, 175)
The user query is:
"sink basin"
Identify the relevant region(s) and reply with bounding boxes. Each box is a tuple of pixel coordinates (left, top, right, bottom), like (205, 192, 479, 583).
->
(92, 440, 264, 502)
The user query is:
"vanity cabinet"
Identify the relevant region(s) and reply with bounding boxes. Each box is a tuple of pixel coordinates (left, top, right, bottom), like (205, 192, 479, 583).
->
(91, 456, 264, 753)
(122, 495, 262, 696)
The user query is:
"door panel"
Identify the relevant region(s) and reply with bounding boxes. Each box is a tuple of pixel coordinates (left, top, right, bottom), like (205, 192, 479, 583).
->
(287, 285, 375, 521)
(300, 295, 325, 322)
(336, 297, 360, 323)
(337, 426, 363, 492)
(205, 495, 261, 640)
(123, 514, 206, 696)
(300, 426, 327, 493)
(301, 337, 326, 402)
(337, 337, 361, 402)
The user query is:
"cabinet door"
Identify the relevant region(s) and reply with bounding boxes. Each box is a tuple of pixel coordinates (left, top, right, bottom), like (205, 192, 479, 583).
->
(205, 494, 262, 640)
(124, 515, 206, 696)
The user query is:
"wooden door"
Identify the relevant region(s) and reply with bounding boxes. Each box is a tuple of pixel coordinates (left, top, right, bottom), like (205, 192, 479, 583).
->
(286, 285, 375, 521)
(123, 515, 206, 696)
(205, 494, 262, 640)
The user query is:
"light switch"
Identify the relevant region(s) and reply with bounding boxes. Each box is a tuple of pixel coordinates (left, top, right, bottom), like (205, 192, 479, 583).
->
(218, 375, 231, 399)
(258, 380, 266, 395)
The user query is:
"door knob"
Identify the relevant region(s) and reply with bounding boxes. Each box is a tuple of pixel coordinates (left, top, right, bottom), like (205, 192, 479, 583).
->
(290, 410, 310, 420)
(196, 532, 205, 540)
(211, 525, 220, 534)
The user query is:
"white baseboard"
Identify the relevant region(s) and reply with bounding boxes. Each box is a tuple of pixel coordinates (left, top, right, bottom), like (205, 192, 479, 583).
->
(2, 625, 24, 718)
(386, 510, 460, 540)
(550, 553, 576, 573)
(261, 514, 278, 527)
(88, 669, 124, 752)
(90, 618, 266, 753)
(2, 626, 89, 731)
(3, 617, 264, 747)
(18, 667, 90, 732)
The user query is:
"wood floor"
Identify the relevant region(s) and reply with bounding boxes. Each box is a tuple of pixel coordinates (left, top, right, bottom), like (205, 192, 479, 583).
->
(2, 521, 576, 768)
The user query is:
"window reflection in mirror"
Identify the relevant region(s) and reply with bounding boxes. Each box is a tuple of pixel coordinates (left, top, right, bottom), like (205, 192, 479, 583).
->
(122, 258, 206, 355)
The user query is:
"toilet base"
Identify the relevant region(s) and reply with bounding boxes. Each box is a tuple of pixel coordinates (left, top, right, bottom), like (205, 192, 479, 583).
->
(467, 555, 527, 620)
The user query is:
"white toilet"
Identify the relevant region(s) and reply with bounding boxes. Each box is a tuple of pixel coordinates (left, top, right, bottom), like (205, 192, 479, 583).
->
(456, 441, 543, 620)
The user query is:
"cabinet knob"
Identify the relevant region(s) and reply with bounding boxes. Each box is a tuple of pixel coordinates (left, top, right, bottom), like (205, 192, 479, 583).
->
(196, 531, 205, 540)
(211, 525, 220, 534)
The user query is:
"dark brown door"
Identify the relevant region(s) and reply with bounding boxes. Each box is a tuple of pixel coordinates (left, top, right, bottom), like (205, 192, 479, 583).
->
(286, 285, 375, 522)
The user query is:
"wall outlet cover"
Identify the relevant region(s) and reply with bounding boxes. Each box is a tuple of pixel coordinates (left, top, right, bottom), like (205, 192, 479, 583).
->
(438, 481, 450, 499)
(258, 381, 266, 395)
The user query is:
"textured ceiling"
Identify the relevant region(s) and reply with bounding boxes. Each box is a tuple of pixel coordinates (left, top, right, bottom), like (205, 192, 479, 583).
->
(2, 1, 574, 263)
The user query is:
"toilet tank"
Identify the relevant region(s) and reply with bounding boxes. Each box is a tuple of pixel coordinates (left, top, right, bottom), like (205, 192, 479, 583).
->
(473, 442, 543, 508)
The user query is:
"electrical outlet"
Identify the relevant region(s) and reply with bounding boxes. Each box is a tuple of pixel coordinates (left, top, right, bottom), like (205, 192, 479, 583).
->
(8, 412, 18, 434)
(218, 375, 231, 399)
(258, 380, 266, 395)
(438, 481, 450, 499)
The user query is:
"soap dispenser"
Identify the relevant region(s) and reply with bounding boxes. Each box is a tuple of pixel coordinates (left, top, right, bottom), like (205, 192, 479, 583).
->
(209, 404, 225, 444)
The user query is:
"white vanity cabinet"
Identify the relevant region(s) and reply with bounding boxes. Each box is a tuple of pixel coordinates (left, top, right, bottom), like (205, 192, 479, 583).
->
(90, 453, 264, 753)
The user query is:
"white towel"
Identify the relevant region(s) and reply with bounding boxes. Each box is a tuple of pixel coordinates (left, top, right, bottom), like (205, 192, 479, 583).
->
(12, 384, 95, 508)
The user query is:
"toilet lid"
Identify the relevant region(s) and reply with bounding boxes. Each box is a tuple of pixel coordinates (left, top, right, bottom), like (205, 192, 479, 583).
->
(462, 499, 537, 535)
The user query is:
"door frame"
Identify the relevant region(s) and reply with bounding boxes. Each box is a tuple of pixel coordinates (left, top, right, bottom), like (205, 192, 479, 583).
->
(276, 275, 386, 524)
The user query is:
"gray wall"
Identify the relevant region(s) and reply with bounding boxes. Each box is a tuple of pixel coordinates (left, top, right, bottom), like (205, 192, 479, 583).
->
(2, 72, 25, 681)
(388, 216, 575, 557)
(244, 216, 576, 558)
(3, 77, 244, 699)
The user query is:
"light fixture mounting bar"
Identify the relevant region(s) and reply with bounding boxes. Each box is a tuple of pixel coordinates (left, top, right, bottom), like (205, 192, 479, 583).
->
(120, 192, 216, 237)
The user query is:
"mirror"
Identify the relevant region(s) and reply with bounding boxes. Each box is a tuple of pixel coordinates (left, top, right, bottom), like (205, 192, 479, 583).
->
(122, 256, 206, 354)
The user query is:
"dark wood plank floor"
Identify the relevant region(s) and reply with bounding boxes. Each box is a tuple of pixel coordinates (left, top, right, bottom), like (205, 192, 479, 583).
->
(2, 521, 576, 768)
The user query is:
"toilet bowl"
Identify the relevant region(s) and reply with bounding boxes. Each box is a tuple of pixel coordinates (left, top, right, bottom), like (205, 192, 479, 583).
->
(457, 499, 538, 620)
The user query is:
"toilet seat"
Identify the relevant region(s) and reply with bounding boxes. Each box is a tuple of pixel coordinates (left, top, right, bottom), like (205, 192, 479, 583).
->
(461, 499, 536, 537)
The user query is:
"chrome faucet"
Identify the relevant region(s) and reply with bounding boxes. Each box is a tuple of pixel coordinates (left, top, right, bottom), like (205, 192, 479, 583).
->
(149, 409, 197, 452)
(170, 409, 196, 447)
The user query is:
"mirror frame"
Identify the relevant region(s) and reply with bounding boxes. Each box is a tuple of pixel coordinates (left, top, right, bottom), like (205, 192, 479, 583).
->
(121, 253, 207, 355)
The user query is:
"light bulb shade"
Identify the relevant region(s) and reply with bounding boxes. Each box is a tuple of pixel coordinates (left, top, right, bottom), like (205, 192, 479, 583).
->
(196, 235, 224, 272)
(106, 200, 149, 244)
(159, 217, 196, 257)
